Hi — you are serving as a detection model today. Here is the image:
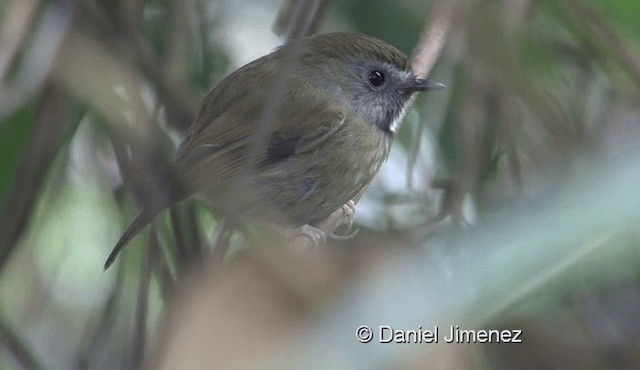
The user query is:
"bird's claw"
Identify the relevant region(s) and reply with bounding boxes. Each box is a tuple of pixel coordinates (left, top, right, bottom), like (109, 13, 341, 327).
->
(272, 223, 327, 249)
(270, 200, 358, 248)
(328, 200, 359, 240)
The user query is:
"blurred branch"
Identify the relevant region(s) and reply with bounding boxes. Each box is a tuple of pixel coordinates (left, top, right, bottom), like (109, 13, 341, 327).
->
(481, 230, 620, 323)
(129, 6, 199, 132)
(555, 0, 640, 88)
(274, 0, 329, 40)
(0, 84, 75, 273)
(77, 257, 129, 368)
(0, 313, 42, 370)
(410, 0, 456, 78)
(0, 0, 38, 80)
(165, 0, 194, 86)
(53, 31, 152, 144)
(0, 0, 76, 120)
(131, 233, 153, 370)
(209, 218, 233, 265)
(405, 0, 456, 199)
(504, 0, 532, 33)
(70, 0, 198, 132)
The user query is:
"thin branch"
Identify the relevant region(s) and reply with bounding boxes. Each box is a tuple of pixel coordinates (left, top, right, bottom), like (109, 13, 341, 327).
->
(409, 0, 456, 78)
(405, 0, 455, 191)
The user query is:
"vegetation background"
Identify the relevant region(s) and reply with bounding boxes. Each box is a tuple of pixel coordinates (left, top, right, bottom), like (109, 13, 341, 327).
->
(1, 0, 639, 368)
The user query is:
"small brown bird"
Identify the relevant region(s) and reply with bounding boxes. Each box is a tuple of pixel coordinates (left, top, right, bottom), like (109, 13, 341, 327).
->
(105, 32, 444, 269)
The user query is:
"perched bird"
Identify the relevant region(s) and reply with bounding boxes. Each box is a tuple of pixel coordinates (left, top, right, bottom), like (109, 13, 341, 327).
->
(104, 32, 444, 269)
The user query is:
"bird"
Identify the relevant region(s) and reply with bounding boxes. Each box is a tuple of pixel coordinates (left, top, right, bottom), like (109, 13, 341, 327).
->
(104, 32, 444, 269)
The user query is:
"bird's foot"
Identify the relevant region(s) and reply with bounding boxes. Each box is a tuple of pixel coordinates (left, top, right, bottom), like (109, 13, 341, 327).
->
(271, 223, 327, 250)
(327, 200, 359, 240)
(269, 200, 359, 249)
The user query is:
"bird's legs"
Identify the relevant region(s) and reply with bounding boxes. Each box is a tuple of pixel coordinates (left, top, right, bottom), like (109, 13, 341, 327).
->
(271, 200, 358, 249)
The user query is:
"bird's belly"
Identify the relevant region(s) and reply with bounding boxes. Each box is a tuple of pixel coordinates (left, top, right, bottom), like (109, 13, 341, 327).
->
(251, 134, 390, 226)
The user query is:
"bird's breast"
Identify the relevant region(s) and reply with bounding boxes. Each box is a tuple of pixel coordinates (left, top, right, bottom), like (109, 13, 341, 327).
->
(251, 122, 391, 226)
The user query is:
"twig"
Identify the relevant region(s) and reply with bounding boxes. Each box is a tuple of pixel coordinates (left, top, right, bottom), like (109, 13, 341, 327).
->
(409, 0, 455, 77)
(405, 0, 455, 190)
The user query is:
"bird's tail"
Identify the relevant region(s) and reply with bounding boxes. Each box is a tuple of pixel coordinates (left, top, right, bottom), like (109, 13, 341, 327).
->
(104, 209, 161, 270)
(104, 167, 193, 270)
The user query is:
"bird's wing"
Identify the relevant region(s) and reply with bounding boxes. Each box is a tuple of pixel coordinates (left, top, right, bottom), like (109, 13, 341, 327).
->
(174, 97, 347, 196)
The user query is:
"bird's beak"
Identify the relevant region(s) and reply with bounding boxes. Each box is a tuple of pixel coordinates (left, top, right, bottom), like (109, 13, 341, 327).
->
(409, 78, 446, 92)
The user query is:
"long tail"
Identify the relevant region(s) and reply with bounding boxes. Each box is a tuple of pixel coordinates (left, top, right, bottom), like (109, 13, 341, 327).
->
(104, 209, 160, 270)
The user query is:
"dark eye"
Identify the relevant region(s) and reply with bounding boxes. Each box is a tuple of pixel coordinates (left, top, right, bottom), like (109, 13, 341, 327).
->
(368, 70, 385, 87)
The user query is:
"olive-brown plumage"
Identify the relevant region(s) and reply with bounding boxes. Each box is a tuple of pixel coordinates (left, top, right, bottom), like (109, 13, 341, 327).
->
(105, 32, 443, 269)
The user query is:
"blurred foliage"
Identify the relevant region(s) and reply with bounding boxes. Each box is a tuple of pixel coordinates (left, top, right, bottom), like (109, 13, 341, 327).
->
(0, 103, 35, 206)
(1, 0, 640, 369)
(593, 0, 640, 37)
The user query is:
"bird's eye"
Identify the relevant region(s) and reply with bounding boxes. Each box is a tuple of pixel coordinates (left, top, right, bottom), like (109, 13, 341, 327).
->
(368, 70, 385, 87)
